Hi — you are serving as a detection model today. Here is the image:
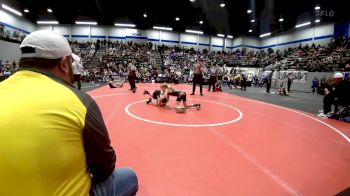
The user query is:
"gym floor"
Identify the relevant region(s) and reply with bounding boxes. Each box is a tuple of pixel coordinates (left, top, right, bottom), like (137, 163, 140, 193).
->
(85, 83, 350, 196)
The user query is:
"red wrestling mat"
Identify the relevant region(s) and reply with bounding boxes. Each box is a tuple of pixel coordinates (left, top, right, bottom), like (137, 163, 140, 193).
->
(88, 83, 350, 196)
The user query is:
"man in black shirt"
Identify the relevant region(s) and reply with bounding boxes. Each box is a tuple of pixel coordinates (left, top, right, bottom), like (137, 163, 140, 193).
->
(128, 63, 137, 93)
(191, 58, 205, 96)
(317, 73, 350, 118)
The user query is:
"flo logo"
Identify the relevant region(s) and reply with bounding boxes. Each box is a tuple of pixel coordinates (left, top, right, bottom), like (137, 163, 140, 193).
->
(316, 10, 335, 17)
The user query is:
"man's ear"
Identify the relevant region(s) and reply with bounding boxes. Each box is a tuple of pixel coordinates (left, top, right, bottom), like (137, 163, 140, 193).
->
(58, 57, 70, 74)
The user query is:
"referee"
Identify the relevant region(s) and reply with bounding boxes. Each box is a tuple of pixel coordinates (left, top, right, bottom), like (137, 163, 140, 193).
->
(208, 64, 219, 92)
(128, 62, 137, 93)
(191, 58, 205, 96)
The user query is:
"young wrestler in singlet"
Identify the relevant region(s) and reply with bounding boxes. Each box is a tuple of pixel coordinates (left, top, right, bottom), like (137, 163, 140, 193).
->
(108, 77, 123, 88)
(143, 90, 168, 106)
(160, 83, 200, 112)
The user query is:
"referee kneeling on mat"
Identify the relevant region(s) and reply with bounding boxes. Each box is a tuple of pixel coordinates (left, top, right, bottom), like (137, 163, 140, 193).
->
(0, 30, 138, 196)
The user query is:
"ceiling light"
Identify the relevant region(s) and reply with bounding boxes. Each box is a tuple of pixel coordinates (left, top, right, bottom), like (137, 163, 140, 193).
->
(260, 32, 271, 37)
(175, 17, 180, 21)
(220, 3, 225, 7)
(217, 34, 225, 37)
(37, 20, 59, 25)
(185, 29, 203, 34)
(227, 35, 233, 39)
(114, 23, 136, 28)
(190, 0, 195, 2)
(247, 9, 252, 14)
(143, 13, 147, 18)
(199, 20, 203, 24)
(315, 19, 321, 23)
(315, 6, 320, 10)
(75, 21, 98, 25)
(251, 19, 255, 23)
(47, 8, 52, 13)
(279, 18, 284, 22)
(24, 9, 29, 13)
(153, 26, 173, 31)
(295, 22, 311, 28)
(1, 4, 22, 16)
(248, 29, 253, 33)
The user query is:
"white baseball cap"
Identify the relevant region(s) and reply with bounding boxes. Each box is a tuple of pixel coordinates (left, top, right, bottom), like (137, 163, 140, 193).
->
(20, 30, 72, 59)
(334, 72, 344, 79)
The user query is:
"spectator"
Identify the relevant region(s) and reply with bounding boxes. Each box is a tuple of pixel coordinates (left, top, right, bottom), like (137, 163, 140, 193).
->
(311, 77, 319, 94)
(287, 73, 293, 93)
(72, 53, 84, 90)
(241, 73, 247, 91)
(0, 30, 138, 196)
(345, 61, 350, 71)
(128, 62, 137, 93)
(317, 72, 350, 118)
(266, 71, 273, 93)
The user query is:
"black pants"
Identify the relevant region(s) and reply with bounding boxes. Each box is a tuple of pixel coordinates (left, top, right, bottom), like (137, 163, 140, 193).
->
(73, 74, 81, 90)
(192, 74, 203, 94)
(241, 79, 247, 90)
(128, 75, 136, 91)
(323, 93, 338, 114)
(208, 76, 217, 91)
(266, 81, 271, 93)
(287, 81, 292, 92)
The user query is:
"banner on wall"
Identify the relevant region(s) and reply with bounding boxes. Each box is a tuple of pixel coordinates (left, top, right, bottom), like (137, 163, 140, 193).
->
(263, 70, 308, 83)
(125, 28, 143, 37)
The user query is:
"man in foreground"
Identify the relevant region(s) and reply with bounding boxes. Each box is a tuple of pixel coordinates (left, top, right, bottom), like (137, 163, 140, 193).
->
(0, 30, 138, 196)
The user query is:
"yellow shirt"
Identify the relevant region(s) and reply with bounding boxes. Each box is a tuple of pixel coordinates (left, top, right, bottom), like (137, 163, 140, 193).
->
(0, 69, 115, 196)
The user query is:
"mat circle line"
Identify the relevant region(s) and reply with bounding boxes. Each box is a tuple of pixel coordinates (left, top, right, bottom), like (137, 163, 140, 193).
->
(124, 98, 243, 127)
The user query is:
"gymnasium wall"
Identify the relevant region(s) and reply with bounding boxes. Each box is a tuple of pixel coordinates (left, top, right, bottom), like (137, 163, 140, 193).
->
(210, 36, 224, 51)
(241, 36, 261, 51)
(198, 35, 210, 52)
(0, 40, 21, 61)
(224, 38, 233, 53)
(232, 37, 243, 51)
(0, 9, 35, 34)
(260, 23, 334, 51)
(0, 9, 34, 61)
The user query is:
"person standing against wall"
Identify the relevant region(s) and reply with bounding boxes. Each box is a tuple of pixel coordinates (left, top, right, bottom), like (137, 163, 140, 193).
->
(287, 73, 293, 93)
(311, 77, 319, 94)
(208, 64, 219, 92)
(266, 71, 273, 93)
(241, 73, 247, 91)
(191, 58, 205, 96)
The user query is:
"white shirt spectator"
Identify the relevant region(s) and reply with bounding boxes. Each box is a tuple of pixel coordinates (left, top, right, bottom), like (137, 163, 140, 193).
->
(72, 54, 84, 75)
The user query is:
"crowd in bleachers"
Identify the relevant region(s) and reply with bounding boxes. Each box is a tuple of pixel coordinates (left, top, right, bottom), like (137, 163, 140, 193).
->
(260, 38, 350, 72)
(2, 35, 350, 83)
(0, 59, 17, 81)
(79, 41, 156, 83)
(70, 41, 96, 62)
(159, 37, 350, 73)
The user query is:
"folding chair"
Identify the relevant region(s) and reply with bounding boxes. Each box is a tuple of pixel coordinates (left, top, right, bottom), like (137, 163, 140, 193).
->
(337, 102, 350, 122)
